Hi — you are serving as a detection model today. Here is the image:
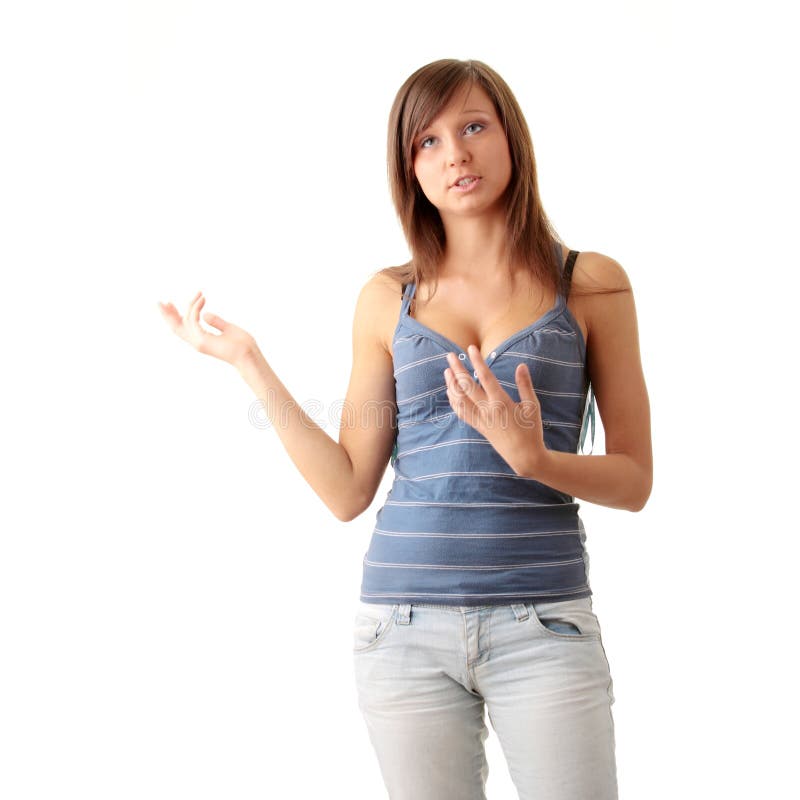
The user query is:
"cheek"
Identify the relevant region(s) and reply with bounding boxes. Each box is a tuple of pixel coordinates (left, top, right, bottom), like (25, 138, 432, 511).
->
(493, 149, 513, 191)
(486, 137, 512, 172)
(413, 165, 438, 197)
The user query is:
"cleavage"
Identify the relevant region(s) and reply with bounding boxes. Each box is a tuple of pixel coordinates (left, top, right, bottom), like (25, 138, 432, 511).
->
(410, 284, 555, 360)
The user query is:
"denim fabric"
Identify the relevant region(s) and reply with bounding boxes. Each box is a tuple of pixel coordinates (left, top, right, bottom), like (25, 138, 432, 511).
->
(353, 596, 617, 800)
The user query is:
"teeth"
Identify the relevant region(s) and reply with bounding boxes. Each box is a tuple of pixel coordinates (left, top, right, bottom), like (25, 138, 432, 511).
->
(457, 177, 476, 186)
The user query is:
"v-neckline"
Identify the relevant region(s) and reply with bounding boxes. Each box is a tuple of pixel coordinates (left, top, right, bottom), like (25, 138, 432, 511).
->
(402, 285, 565, 365)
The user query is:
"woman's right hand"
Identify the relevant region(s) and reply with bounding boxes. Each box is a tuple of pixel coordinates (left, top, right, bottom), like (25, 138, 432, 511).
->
(157, 290, 257, 368)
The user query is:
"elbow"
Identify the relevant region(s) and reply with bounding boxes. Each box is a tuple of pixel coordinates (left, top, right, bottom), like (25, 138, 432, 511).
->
(333, 504, 359, 523)
(332, 491, 371, 523)
(628, 477, 653, 512)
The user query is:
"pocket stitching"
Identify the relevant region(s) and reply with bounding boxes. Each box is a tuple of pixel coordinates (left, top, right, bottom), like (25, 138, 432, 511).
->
(526, 600, 600, 641)
(352, 605, 398, 653)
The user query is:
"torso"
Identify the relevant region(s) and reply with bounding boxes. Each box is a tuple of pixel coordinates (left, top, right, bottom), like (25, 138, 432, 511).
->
(377, 245, 589, 360)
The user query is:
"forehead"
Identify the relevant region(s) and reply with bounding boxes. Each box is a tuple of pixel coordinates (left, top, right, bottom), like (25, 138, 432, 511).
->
(428, 82, 495, 123)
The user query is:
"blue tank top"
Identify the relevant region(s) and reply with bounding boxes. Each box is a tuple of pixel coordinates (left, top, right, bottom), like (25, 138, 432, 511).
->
(359, 241, 597, 606)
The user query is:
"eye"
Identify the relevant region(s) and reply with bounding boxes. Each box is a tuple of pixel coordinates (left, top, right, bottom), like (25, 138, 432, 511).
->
(418, 122, 486, 150)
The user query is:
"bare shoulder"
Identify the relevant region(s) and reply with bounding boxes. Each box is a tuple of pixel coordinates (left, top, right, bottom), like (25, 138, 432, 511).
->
(565, 251, 633, 340)
(570, 250, 632, 294)
(355, 269, 406, 356)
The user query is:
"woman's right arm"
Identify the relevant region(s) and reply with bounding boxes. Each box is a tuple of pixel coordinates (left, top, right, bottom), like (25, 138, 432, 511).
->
(235, 274, 398, 522)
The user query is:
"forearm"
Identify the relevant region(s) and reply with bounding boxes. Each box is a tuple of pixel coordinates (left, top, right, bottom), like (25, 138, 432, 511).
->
(522, 449, 650, 512)
(235, 348, 361, 522)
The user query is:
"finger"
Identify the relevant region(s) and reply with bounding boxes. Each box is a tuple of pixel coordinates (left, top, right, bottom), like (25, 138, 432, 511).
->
(188, 290, 202, 310)
(158, 301, 183, 333)
(183, 291, 202, 325)
(185, 293, 206, 339)
(445, 365, 468, 394)
(515, 363, 541, 424)
(444, 365, 477, 420)
(203, 310, 227, 331)
(467, 345, 502, 394)
(444, 368, 466, 418)
(193, 294, 206, 325)
(515, 362, 537, 401)
(445, 352, 480, 397)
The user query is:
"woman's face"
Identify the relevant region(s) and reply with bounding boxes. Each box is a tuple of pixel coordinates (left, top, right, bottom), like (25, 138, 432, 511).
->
(412, 82, 512, 220)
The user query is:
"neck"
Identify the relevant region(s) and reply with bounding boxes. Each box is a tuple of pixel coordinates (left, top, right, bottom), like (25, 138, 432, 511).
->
(438, 207, 516, 282)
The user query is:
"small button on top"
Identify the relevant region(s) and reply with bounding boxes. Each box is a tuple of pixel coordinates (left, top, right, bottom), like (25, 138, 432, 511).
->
(474, 370, 479, 378)
(490, 351, 497, 359)
(458, 353, 466, 360)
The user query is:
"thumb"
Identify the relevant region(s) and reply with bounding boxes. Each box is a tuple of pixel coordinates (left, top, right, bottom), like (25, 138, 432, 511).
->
(203, 310, 229, 331)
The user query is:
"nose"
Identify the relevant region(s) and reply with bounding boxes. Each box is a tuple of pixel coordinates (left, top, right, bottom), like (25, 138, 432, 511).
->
(447, 136, 470, 166)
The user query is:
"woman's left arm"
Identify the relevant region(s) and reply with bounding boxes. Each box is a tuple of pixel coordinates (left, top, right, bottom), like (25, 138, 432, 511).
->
(527, 254, 653, 511)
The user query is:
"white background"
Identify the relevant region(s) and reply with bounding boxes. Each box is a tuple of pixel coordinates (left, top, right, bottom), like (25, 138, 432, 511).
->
(1, 1, 797, 797)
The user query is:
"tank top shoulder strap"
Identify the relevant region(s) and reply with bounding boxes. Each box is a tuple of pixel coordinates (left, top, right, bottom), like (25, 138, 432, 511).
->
(554, 241, 594, 453)
(552, 240, 579, 301)
(563, 250, 579, 301)
(400, 280, 417, 315)
(579, 384, 596, 455)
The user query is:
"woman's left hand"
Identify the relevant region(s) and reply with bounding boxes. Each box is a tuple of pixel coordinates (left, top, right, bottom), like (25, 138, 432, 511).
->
(444, 344, 547, 477)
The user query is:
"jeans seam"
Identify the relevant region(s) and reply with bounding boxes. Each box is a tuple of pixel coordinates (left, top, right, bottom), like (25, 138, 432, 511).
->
(352, 606, 398, 654)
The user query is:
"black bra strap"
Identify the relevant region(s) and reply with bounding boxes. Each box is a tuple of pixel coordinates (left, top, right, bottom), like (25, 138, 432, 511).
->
(564, 250, 579, 300)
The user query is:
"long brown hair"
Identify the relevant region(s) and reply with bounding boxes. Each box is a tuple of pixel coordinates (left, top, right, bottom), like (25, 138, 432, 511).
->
(378, 58, 572, 302)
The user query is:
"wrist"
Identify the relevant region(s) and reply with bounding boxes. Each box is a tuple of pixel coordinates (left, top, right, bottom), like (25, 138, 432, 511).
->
(521, 445, 550, 480)
(234, 343, 265, 377)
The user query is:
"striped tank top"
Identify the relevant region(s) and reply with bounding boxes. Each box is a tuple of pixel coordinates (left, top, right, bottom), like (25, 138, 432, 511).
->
(359, 241, 597, 606)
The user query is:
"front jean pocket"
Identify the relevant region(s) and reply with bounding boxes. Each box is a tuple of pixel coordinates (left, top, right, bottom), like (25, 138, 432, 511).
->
(352, 602, 398, 653)
(526, 596, 601, 641)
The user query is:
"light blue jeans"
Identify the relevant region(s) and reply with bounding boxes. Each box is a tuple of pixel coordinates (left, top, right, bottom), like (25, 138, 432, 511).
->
(352, 597, 617, 800)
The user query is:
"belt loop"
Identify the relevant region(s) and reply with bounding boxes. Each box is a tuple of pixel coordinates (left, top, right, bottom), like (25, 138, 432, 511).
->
(510, 602, 530, 622)
(396, 603, 411, 625)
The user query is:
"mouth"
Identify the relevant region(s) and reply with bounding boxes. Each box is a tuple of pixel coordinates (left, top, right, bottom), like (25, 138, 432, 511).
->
(451, 176, 482, 193)
(451, 175, 481, 188)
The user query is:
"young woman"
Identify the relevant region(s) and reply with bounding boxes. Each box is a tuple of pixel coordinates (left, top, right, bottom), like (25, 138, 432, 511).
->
(159, 59, 651, 800)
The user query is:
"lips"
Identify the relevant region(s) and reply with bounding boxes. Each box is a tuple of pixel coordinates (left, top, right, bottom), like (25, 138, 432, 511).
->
(451, 174, 480, 188)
